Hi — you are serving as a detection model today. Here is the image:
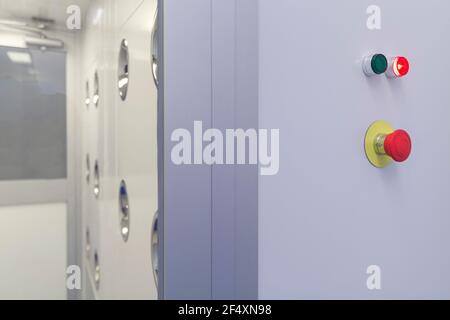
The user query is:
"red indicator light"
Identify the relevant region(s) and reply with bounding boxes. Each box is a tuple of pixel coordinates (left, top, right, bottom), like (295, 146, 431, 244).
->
(386, 56, 410, 78)
(384, 129, 412, 162)
(393, 56, 409, 77)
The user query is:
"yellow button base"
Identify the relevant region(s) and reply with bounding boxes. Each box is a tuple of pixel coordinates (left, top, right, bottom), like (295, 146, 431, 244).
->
(365, 120, 394, 168)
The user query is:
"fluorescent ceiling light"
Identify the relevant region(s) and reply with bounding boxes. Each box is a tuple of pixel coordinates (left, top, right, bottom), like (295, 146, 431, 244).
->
(7, 51, 32, 64)
(24, 36, 64, 49)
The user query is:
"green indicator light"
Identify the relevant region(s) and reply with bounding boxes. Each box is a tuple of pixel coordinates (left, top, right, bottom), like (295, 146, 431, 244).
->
(371, 54, 388, 74)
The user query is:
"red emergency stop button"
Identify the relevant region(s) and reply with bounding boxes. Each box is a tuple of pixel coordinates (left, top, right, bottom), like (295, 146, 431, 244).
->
(365, 121, 412, 168)
(386, 56, 410, 78)
(384, 130, 412, 162)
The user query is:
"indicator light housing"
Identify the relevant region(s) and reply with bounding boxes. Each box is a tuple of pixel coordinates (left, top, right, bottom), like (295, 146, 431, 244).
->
(363, 53, 388, 76)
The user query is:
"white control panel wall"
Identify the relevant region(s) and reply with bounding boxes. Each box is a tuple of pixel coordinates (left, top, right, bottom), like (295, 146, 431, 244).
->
(258, 0, 450, 299)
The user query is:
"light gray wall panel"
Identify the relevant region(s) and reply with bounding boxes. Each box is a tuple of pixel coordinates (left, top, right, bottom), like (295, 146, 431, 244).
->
(211, 0, 237, 299)
(164, 0, 213, 299)
(233, 0, 259, 300)
(163, 0, 259, 299)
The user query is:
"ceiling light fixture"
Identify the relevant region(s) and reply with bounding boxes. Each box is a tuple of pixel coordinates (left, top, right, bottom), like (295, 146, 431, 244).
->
(6, 51, 32, 64)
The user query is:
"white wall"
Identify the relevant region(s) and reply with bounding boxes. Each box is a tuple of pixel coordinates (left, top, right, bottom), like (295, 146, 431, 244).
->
(0, 203, 67, 300)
